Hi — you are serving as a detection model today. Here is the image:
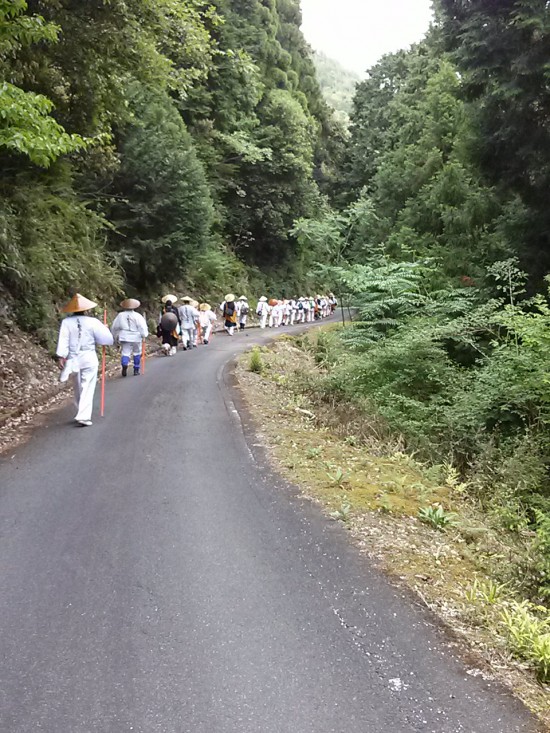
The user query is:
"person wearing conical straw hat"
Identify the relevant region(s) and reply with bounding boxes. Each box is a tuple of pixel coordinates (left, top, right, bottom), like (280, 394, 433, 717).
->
(256, 296, 269, 329)
(190, 299, 201, 347)
(220, 293, 237, 336)
(56, 293, 113, 427)
(237, 295, 249, 331)
(177, 296, 200, 350)
(198, 303, 216, 344)
(158, 297, 180, 356)
(111, 298, 148, 377)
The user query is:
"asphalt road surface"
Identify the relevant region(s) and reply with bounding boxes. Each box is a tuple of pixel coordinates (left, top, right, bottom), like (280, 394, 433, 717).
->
(0, 320, 541, 733)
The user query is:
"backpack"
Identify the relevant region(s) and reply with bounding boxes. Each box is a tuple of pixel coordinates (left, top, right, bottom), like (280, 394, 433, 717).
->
(224, 301, 235, 317)
(298, 302, 304, 310)
(241, 303, 249, 316)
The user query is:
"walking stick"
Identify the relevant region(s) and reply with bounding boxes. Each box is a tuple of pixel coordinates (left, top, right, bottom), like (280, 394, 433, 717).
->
(141, 338, 146, 375)
(100, 306, 107, 417)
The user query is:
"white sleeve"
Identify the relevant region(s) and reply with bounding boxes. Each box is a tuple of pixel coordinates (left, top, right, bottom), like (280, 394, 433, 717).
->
(93, 320, 114, 346)
(111, 314, 121, 339)
(56, 320, 70, 358)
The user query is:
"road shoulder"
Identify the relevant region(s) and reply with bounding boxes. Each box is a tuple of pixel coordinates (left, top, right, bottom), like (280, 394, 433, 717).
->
(232, 336, 550, 730)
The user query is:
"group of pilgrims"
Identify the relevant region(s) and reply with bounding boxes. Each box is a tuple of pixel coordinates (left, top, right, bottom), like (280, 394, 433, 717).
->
(55, 291, 337, 427)
(158, 292, 338, 356)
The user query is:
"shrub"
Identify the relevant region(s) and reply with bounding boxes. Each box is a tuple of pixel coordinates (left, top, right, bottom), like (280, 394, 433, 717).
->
(418, 504, 458, 531)
(249, 347, 263, 374)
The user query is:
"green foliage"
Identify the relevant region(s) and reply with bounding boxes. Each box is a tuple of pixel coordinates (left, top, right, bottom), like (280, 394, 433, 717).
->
(248, 347, 263, 374)
(109, 83, 214, 291)
(1, 0, 328, 331)
(418, 504, 458, 531)
(326, 467, 349, 489)
(439, 0, 550, 277)
(533, 511, 550, 599)
(0, 3, 89, 166)
(312, 51, 360, 125)
(464, 578, 509, 606)
(0, 82, 90, 166)
(330, 501, 352, 522)
(0, 176, 122, 343)
(500, 601, 550, 683)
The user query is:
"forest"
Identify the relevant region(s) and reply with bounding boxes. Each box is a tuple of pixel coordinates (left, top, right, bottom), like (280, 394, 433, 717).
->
(312, 50, 360, 126)
(292, 0, 550, 644)
(0, 0, 342, 344)
(1, 0, 550, 662)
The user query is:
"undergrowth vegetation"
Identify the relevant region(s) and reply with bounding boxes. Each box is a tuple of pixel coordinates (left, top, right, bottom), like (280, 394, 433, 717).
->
(300, 257, 550, 605)
(237, 338, 550, 707)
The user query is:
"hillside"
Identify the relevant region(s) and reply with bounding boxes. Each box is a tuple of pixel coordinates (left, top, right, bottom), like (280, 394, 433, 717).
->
(312, 51, 361, 125)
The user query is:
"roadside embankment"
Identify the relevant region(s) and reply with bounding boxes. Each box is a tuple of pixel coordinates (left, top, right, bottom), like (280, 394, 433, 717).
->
(235, 335, 550, 728)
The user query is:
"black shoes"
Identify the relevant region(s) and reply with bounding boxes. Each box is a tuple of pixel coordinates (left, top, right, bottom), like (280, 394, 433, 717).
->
(134, 367, 140, 376)
(122, 365, 128, 377)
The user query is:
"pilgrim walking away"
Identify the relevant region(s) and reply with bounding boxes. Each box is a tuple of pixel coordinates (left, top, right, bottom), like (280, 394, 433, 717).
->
(56, 293, 113, 427)
(111, 298, 148, 376)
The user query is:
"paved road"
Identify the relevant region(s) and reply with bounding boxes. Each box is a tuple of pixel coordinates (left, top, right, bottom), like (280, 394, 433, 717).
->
(0, 322, 540, 733)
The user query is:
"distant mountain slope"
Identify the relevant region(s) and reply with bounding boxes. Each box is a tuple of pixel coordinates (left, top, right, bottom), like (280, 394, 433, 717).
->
(313, 51, 361, 125)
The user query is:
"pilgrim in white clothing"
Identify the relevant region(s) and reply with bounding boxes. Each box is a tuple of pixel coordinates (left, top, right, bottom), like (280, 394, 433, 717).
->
(111, 298, 148, 376)
(238, 296, 249, 330)
(56, 294, 113, 426)
(257, 297, 269, 329)
(178, 297, 200, 349)
(198, 303, 216, 344)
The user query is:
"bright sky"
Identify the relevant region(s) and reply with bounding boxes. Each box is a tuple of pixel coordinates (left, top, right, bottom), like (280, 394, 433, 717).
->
(300, 0, 434, 75)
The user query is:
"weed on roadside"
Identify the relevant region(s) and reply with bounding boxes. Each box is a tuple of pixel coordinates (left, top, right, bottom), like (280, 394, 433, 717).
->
(248, 347, 264, 374)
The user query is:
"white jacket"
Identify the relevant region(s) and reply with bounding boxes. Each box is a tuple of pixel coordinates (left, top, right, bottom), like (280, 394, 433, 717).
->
(111, 310, 148, 343)
(199, 310, 216, 328)
(178, 304, 200, 330)
(56, 315, 113, 382)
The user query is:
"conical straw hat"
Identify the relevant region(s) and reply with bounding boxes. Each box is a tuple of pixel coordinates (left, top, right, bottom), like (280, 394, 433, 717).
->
(225, 293, 235, 303)
(239, 295, 248, 300)
(162, 294, 177, 304)
(180, 295, 192, 303)
(120, 298, 140, 310)
(199, 303, 211, 311)
(61, 293, 98, 313)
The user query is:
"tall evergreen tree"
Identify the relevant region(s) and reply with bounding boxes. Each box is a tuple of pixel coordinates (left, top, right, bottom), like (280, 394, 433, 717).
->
(438, 0, 550, 277)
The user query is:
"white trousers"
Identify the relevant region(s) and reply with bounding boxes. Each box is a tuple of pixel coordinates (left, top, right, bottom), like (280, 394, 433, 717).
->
(70, 354, 99, 422)
(121, 341, 141, 357)
(260, 313, 268, 328)
(201, 323, 212, 342)
(182, 327, 195, 347)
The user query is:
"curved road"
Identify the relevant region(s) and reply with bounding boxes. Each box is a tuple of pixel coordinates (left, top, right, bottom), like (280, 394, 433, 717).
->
(0, 323, 540, 733)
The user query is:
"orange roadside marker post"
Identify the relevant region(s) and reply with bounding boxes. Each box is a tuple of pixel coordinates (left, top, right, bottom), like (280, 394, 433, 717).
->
(100, 307, 107, 417)
(141, 338, 146, 375)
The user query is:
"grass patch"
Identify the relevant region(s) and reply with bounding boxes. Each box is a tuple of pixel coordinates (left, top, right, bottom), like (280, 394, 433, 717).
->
(248, 346, 264, 374)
